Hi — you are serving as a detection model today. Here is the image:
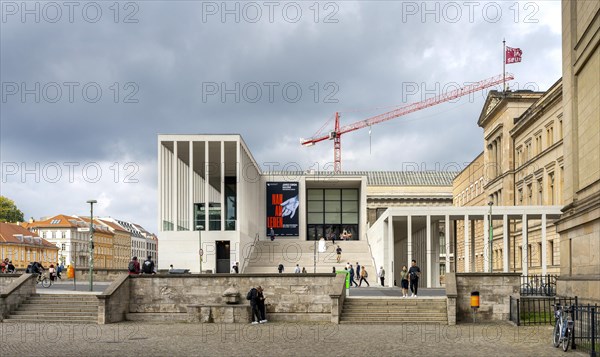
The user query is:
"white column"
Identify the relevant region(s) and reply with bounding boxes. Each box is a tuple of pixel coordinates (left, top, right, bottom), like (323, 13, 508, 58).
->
(220, 140, 225, 231)
(173, 141, 178, 231)
(426, 215, 432, 288)
(503, 214, 509, 272)
(522, 214, 528, 276)
(464, 215, 470, 272)
(189, 141, 194, 231)
(483, 213, 489, 272)
(541, 214, 547, 276)
(236, 141, 241, 232)
(387, 217, 394, 287)
(445, 215, 450, 273)
(204, 141, 209, 231)
(407, 215, 412, 266)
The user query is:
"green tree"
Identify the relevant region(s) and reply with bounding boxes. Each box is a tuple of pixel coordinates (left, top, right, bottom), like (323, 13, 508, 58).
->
(0, 196, 25, 223)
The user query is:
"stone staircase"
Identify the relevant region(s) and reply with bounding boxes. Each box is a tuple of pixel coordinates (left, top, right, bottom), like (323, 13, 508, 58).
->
(3, 294, 98, 323)
(340, 297, 448, 324)
(243, 240, 377, 275)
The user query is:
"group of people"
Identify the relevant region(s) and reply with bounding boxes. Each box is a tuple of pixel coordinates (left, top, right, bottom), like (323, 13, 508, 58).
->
(248, 285, 267, 324)
(399, 260, 421, 297)
(128, 255, 156, 275)
(343, 262, 371, 287)
(0, 258, 16, 273)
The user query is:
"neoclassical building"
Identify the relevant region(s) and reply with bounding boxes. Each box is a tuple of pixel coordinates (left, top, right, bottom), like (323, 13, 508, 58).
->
(453, 81, 564, 276)
(557, 0, 599, 303)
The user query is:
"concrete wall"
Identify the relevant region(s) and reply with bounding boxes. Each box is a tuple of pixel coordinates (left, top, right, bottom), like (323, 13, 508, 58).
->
(0, 274, 21, 292)
(455, 273, 520, 322)
(98, 274, 129, 324)
(0, 274, 36, 321)
(128, 274, 340, 322)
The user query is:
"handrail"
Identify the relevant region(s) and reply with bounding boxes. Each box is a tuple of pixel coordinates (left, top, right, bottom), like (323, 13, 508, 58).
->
(364, 229, 378, 277)
(240, 233, 260, 273)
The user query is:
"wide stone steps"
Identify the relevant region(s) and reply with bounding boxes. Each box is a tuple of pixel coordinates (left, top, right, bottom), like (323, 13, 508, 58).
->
(3, 294, 98, 323)
(340, 298, 448, 324)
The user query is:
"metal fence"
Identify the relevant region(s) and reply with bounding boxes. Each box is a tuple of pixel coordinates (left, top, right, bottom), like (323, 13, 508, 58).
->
(520, 274, 558, 296)
(510, 296, 599, 356)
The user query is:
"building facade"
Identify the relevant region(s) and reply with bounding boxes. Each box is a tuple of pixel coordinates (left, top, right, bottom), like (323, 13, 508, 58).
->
(157, 134, 456, 273)
(0, 222, 59, 269)
(23, 214, 90, 268)
(453, 82, 564, 276)
(98, 219, 132, 270)
(557, 0, 600, 303)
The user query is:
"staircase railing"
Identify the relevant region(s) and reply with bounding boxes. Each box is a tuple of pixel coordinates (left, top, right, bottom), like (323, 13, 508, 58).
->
(240, 233, 260, 273)
(364, 229, 378, 278)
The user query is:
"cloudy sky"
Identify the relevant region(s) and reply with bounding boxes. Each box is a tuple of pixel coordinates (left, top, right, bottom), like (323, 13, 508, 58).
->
(1, 0, 562, 232)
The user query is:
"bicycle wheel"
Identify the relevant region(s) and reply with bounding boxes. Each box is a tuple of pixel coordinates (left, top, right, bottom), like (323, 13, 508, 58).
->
(552, 321, 561, 347)
(561, 327, 570, 352)
(520, 283, 531, 295)
(41, 278, 51, 288)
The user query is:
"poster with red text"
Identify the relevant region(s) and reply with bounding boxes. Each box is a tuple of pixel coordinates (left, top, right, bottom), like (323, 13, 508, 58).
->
(266, 182, 299, 236)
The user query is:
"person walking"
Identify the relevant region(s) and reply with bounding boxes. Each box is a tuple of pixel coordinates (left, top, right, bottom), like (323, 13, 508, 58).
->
(358, 266, 370, 287)
(294, 264, 301, 273)
(231, 262, 239, 274)
(128, 257, 141, 275)
(378, 266, 385, 286)
(332, 266, 336, 274)
(348, 264, 358, 287)
(277, 263, 284, 274)
(356, 262, 361, 279)
(335, 245, 342, 263)
(408, 260, 421, 297)
(269, 227, 275, 241)
(400, 265, 409, 297)
(56, 263, 63, 279)
(6, 261, 15, 273)
(301, 267, 307, 274)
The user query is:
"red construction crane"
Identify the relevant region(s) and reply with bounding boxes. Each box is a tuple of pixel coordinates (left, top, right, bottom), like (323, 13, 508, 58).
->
(301, 73, 514, 173)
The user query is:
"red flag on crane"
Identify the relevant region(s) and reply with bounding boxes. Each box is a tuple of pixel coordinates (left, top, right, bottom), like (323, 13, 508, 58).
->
(505, 47, 523, 64)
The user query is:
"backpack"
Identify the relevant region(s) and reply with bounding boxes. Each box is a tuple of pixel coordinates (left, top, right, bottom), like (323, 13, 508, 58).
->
(246, 288, 256, 300)
(364, 270, 368, 278)
(278, 264, 284, 271)
(128, 261, 136, 272)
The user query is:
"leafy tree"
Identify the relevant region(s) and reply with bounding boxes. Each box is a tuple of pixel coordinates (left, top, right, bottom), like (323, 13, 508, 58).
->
(0, 196, 25, 223)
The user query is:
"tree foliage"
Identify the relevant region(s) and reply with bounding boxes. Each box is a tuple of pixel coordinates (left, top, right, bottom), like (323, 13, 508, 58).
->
(0, 196, 25, 223)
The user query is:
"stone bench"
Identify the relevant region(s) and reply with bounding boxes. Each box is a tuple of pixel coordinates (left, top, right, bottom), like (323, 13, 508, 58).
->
(187, 304, 251, 323)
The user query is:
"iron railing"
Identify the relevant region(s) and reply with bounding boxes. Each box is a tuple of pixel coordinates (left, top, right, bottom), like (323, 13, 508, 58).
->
(510, 295, 598, 356)
(520, 274, 558, 296)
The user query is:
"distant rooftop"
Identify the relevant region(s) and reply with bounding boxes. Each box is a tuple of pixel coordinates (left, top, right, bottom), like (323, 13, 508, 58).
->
(266, 171, 457, 186)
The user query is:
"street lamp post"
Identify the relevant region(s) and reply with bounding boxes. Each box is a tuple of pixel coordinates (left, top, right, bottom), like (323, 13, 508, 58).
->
(87, 199, 97, 291)
(488, 201, 494, 273)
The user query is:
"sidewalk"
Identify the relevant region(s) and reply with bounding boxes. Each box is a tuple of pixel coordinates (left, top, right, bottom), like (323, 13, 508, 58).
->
(347, 286, 446, 298)
(35, 280, 110, 295)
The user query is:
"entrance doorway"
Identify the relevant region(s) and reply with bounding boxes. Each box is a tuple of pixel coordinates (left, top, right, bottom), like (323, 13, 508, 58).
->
(216, 241, 230, 273)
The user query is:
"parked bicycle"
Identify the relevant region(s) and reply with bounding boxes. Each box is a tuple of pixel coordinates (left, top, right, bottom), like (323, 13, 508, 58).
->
(553, 303, 574, 352)
(36, 272, 52, 288)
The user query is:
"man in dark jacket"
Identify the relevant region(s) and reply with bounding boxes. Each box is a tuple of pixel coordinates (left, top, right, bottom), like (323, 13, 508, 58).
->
(142, 256, 155, 274)
(256, 286, 267, 323)
(249, 287, 261, 324)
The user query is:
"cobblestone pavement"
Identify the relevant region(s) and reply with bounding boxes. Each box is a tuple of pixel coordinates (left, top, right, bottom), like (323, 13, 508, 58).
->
(0, 321, 588, 356)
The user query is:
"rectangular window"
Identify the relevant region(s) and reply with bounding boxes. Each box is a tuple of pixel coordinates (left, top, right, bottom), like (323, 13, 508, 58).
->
(549, 240, 554, 266)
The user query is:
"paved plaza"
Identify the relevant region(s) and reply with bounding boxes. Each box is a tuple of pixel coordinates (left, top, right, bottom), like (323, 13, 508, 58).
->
(0, 321, 587, 356)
